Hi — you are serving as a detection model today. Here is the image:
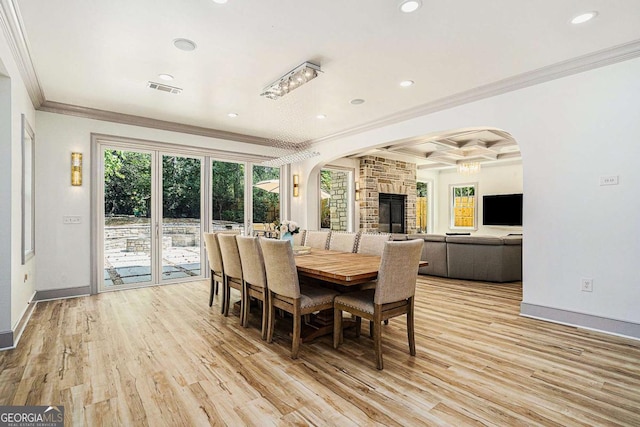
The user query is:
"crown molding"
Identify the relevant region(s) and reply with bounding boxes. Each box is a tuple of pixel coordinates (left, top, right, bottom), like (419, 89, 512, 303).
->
(38, 100, 286, 147)
(0, 0, 44, 106)
(309, 39, 640, 148)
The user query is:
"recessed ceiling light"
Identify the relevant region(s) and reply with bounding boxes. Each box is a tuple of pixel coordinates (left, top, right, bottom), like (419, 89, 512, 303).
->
(227, 112, 238, 118)
(571, 11, 598, 24)
(350, 99, 365, 105)
(158, 74, 174, 81)
(173, 38, 197, 51)
(399, 0, 422, 13)
(400, 80, 414, 87)
(316, 114, 327, 119)
(212, 0, 228, 3)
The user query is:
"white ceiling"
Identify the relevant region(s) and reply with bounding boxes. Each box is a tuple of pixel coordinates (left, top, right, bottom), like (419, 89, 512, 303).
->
(13, 0, 640, 154)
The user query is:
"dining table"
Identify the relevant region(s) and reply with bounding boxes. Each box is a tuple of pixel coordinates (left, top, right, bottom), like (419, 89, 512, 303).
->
(292, 247, 428, 341)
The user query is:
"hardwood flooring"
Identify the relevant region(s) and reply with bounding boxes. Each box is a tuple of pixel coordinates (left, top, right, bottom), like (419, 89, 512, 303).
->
(1, 276, 639, 426)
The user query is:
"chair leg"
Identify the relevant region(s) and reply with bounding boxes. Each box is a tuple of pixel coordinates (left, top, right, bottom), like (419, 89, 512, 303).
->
(260, 290, 268, 340)
(221, 277, 227, 315)
(369, 320, 374, 338)
(215, 279, 219, 295)
(291, 302, 301, 359)
(266, 292, 276, 344)
(241, 281, 248, 328)
(209, 275, 215, 307)
(355, 316, 361, 338)
(384, 319, 389, 325)
(333, 308, 343, 348)
(374, 308, 383, 370)
(408, 298, 416, 356)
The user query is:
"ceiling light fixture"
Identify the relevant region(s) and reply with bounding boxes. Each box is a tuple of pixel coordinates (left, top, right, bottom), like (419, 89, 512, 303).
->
(350, 98, 365, 105)
(227, 112, 238, 118)
(457, 161, 481, 175)
(212, 0, 228, 3)
(158, 74, 174, 81)
(400, 80, 414, 87)
(260, 61, 321, 100)
(173, 38, 197, 51)
(399, 0, 422, 13)
(316, 114, 326, 119)
(571, 11, 598, 24)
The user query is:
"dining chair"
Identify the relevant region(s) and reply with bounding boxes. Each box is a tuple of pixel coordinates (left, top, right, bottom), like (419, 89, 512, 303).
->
(304, 230, 332, 249)
(328, 231, 358, 253)
(260, 239, 339, 359)
(356, 232, 392, 256)
(292, 229, 306, 246)
(203, 232, 224, 307)
(333, 239, 423, 370)
(236, 235, 268, 338)
(217, 233, 245, 322)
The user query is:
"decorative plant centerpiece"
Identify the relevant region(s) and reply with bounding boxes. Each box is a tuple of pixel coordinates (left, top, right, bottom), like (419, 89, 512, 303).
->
(276, 220, 299, 246)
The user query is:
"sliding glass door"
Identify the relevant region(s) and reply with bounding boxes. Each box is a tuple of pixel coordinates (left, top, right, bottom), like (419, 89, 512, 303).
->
(100, 147, 204, 291)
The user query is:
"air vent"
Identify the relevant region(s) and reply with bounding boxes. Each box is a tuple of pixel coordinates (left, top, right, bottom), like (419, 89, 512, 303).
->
(147, 81, 182, 94)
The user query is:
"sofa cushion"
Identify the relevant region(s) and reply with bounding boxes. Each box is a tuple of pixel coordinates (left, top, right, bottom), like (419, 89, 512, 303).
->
(407, 234, 446, 242)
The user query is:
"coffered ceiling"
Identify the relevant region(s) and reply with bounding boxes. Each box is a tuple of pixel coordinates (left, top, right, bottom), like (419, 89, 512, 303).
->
(5, 0, 640, 162)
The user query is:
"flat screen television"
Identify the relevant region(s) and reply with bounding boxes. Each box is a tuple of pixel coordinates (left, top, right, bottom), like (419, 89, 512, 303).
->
(482, 193, 523, 226)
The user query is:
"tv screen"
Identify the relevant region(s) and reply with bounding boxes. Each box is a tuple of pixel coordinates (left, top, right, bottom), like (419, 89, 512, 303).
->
(483, 194, 523, 226)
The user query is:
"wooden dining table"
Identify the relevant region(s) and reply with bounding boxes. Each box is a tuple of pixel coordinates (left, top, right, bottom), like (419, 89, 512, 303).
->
(292, 247, 427, 341)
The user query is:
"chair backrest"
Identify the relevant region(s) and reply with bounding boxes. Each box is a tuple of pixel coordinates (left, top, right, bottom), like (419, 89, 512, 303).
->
(356, 232, 392, 256)
(375, 239, 423, 305)
(328, 231, 358, 253)
(304, 230, 331, 249)
(259, 239, 300, 299)
(203, 232, 224, 274)
(293, 230, 306, 246)
(217, 233, 243, 280)
(236, 235, 267, 289)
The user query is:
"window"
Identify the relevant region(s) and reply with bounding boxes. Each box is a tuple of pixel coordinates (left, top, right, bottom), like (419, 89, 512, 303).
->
(450, 183, 477, 230)
(320, 168, 353, 231)
(211, 160, 245, 231)
(416, 182, 428, 233)
(252, 165, 280, 225)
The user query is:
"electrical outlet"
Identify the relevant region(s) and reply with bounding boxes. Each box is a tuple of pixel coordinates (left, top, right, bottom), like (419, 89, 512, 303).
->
(581, 278, 593, 292)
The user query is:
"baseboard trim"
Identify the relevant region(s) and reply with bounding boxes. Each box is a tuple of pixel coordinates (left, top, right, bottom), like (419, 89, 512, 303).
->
(0, 296, 37, 351)
(34, 286, 91, 301)
(520, 303, 640, 340)
(0, 330, 12, 350)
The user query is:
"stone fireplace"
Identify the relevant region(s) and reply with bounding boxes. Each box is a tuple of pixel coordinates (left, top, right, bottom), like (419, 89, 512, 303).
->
(359, 156, 416, 233)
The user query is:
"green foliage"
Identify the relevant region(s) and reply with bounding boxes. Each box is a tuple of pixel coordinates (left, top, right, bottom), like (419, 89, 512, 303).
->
(252, 166, 280, 223)
(417, 181, 428, 197)
(104, 150, 151, 217)
(163, 156, 201, 218)
(212, 161, 244, 222)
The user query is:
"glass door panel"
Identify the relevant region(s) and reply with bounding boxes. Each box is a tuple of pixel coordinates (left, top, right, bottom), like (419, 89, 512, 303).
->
(252, 165, 280, 234)
(103, 149, 153, 288)
(212, 160, 245, 232)
(161, 155, 202, 281)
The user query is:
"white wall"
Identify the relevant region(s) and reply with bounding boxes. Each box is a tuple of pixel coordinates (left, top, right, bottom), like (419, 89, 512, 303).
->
(295, 57, 640, 327)
(435, 162, 523, 236)
(0, 31, 37, 335)
(34, 111, 280, 292)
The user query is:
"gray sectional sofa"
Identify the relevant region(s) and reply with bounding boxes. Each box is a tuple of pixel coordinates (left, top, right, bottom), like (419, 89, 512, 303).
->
(403, 234, 522, 282)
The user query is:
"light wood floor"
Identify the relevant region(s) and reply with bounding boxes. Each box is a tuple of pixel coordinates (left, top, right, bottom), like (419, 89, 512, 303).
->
(1, 276, 639, 426)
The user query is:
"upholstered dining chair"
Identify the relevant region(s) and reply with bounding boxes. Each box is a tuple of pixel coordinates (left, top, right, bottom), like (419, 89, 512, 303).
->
(356, 232, 392, 256)
(217, 233, 245, 321)
(236, 235, 268, 338)
(333, 239, 423, 370)
(304, 230, 331, 249)
(292, 230, 306, 246)
(328, 231, 359, 253)
(203, 233, 224, 307)
(260, 239, 339, 359)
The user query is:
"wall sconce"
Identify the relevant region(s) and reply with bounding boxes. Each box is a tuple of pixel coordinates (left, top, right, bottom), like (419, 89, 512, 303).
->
(293, 174, 299, 197)
(71, 152, 82, 186)
(355, 181, 360, 201)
